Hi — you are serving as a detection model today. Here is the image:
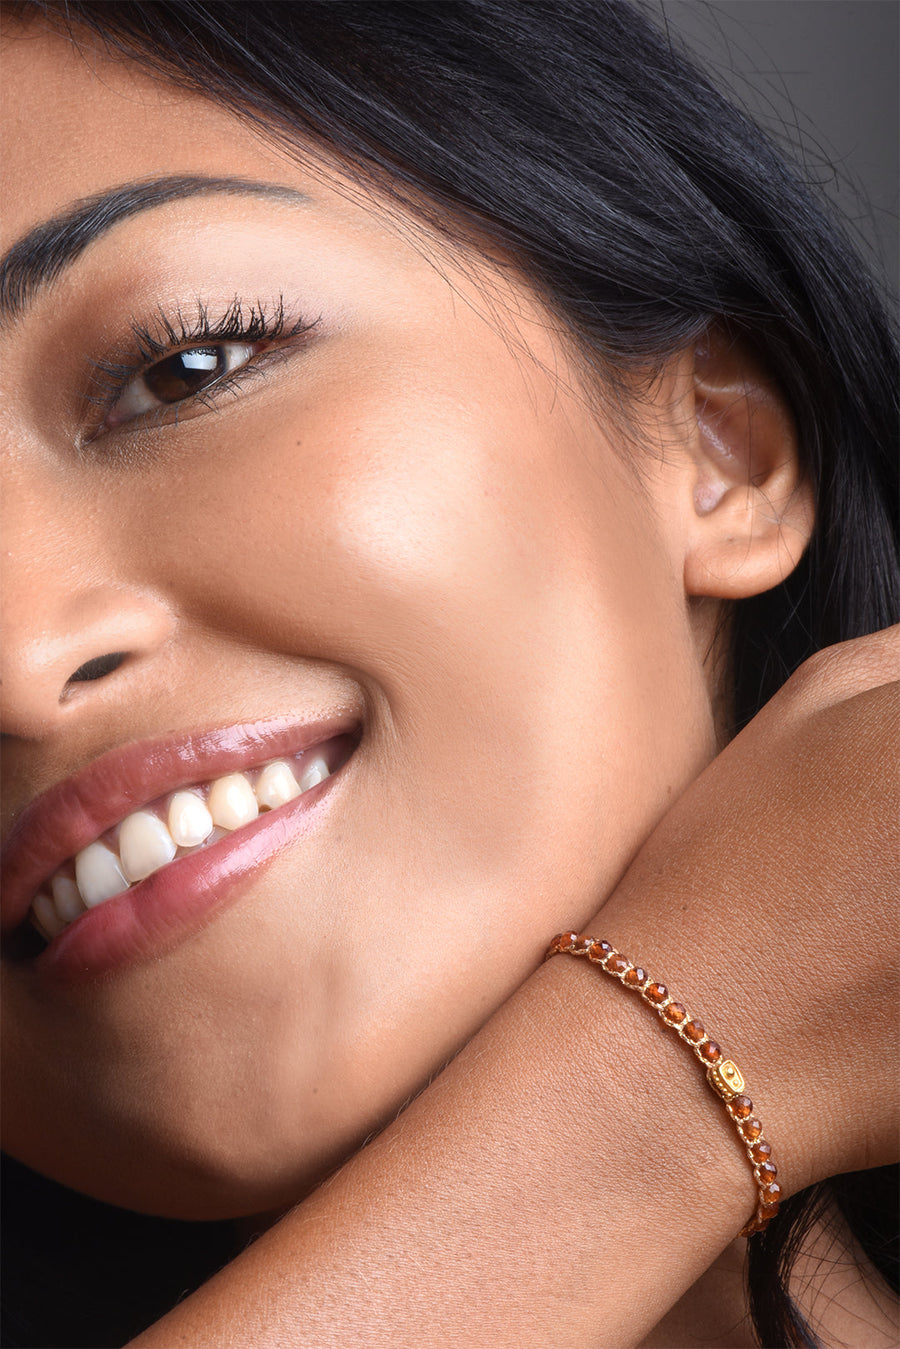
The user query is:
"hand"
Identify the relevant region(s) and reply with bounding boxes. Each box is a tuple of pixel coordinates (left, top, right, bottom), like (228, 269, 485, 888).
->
(595, 624, 899, 1194)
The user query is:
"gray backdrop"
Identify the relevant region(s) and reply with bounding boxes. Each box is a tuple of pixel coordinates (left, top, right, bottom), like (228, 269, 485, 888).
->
(643, 0, 899, 301)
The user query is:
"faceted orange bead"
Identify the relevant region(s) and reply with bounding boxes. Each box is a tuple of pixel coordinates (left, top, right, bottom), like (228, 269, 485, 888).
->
(683, 1019, 706, 1042)
(761, 1201, 780, 1220)
(757, 1161, 777, 1185)
(700, 1039, 722, 1063)
(573, 934, 593, 953)
(588, 940, 613, 962)
(623, 966, 647, 987)
(606, 954, 630, 976)
(663, 1001, 687, 1024)
(750, 1140, 772, 1164)
(728, 1095, 753, 1119)
(556, 933, 579, 952)
(645, 982, 668, 1004)
(741, 1118, 763, 1142)
(761, 1182, 783, 1206)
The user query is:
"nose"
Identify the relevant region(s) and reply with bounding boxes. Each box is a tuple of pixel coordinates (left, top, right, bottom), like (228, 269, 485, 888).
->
(1, 579, 175, 739)
(0, 448, 175, 740)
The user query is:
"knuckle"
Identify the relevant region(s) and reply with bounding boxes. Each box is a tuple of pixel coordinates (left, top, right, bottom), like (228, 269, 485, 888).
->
(780, 625, 900, 709)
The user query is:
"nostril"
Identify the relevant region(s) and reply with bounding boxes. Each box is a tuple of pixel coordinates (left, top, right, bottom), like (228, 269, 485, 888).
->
(66, 652, 127, 685)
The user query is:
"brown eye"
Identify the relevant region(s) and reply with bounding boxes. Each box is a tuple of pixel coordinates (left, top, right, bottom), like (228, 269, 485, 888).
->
(143, 347, 227, 403)
(105, 340, 257, 429)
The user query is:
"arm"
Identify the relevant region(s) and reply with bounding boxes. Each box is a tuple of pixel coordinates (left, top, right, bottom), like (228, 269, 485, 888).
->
(131, 631, 900, 1348)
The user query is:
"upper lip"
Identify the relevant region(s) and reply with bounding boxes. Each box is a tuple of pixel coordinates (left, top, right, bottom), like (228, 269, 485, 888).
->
(0, 713, 361, 939)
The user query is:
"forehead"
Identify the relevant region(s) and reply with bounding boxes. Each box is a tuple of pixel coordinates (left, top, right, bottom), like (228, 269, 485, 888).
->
(1, 19, 423, 262)
(0, 17, 597, 426)
(1, 19, 570, 348)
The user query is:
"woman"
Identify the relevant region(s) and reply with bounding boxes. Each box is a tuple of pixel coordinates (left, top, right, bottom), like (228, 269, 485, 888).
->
(1, 2, 897, 1346)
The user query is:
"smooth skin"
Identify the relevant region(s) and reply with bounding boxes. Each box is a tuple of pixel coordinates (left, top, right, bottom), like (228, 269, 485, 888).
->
(1, 18, 897, 1347)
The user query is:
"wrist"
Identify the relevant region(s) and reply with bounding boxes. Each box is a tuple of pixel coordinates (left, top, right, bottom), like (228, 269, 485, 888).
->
(547, 932, 784, 1233)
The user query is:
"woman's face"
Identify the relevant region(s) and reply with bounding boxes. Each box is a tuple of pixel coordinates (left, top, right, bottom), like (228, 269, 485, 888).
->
(1, 22, 720, 1217)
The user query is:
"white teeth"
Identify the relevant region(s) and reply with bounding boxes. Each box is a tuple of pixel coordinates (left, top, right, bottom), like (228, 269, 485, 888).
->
(167, 791, 214, 848)
(74, 842, 130, 909)
(51, 875, 85, 923)
(255, 760, 302, 810)
(207, 773, 259, 831)
(118, 810, 178, 883)
(32, 748, 340, 940)
(298, 756, 330, 792)
(33, 891, 66, 940)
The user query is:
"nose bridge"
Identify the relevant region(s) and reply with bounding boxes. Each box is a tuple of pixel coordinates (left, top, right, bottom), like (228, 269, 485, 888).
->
(0, 468, 175, 739)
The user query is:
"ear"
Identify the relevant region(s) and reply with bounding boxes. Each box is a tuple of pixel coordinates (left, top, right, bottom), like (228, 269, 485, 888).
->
(683, 327, 814, 598)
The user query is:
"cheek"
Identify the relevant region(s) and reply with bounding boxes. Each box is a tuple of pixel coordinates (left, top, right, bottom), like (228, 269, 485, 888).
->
(133, 382, 558, 679)
(131, 368, 711, 869)
(132, 373, 646, 690)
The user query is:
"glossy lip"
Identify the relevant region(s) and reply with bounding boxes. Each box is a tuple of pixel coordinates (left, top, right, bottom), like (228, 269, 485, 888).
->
(0, 713, 361, 942)
(33, 767, 349, 983)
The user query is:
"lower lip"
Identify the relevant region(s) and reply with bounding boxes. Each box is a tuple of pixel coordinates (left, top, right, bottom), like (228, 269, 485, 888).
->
(34, 771, 342, 984)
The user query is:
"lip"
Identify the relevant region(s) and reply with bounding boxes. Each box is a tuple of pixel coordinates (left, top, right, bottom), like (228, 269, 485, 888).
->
(0, 714, 361, 947)
(34, 772, 348, 983)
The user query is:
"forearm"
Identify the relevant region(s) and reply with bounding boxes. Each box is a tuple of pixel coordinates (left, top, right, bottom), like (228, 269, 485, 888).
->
(130, 953, 750, 1348)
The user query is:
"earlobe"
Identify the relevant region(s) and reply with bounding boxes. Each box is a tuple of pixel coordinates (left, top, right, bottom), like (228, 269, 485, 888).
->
(683, 328, 815, 599)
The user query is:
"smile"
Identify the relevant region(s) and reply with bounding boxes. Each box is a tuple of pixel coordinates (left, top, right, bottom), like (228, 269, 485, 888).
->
(30, 743, 343, 942)
(1, 715, 362, 979)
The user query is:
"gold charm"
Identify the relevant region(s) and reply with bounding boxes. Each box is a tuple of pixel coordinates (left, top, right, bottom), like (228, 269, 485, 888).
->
(707, 1059, 745, 1100)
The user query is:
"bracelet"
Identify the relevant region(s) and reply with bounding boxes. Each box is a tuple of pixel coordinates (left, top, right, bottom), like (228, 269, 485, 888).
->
(545, 932, 782, 1237)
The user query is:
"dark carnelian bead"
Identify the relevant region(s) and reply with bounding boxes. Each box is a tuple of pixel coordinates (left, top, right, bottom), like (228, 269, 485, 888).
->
(645, 982, 668, 1004)
(760, 1182, 783, 1206)
(700, 1040, 722, 1063)
(760, 1201, 779, 1220)
(750, 1140, 772, 1164)
(588, 940, 613, 962)
(683, 1020, 706, 1042)
(556, 933, 579, 952)
(741, 1118, 763, 1142)
(756, 1161, 778, 1185)
(663, 1001, 687, 1024)
(606, 954, 630, 976)
(623, 966, 647, 987)
(728, 1095, 753, 1120)
(573, 935, 593, 953)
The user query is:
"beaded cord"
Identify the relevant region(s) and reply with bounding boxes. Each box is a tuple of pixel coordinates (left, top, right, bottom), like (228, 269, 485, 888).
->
(546, 932, 782, 1237)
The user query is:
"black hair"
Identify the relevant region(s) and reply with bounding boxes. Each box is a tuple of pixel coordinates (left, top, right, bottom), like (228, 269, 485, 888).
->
(3, 3, 898, 1346)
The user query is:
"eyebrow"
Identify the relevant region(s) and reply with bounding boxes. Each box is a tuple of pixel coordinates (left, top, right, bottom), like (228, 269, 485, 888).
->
(0, 175, 310, 326)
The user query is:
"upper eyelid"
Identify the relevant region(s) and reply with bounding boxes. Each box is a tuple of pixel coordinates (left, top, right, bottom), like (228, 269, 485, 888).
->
(90, 295, 313, 373)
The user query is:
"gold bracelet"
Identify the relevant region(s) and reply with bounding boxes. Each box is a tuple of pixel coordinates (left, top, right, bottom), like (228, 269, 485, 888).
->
(546, 932, 782, 1236)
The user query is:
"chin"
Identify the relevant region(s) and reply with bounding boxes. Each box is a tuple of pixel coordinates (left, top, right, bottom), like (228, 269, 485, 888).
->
(7, 1120, 359, 1223)
(6, 1054, 407, 1222)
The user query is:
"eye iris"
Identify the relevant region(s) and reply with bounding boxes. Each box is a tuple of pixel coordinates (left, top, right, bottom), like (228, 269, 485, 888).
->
(143, 347, 226, 403)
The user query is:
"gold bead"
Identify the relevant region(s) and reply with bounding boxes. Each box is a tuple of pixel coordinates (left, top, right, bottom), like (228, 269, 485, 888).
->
(707, 1059, 745, 1100)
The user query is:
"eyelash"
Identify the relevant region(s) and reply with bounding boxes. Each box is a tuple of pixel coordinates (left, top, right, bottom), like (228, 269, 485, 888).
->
(86, 295, 317, 437)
